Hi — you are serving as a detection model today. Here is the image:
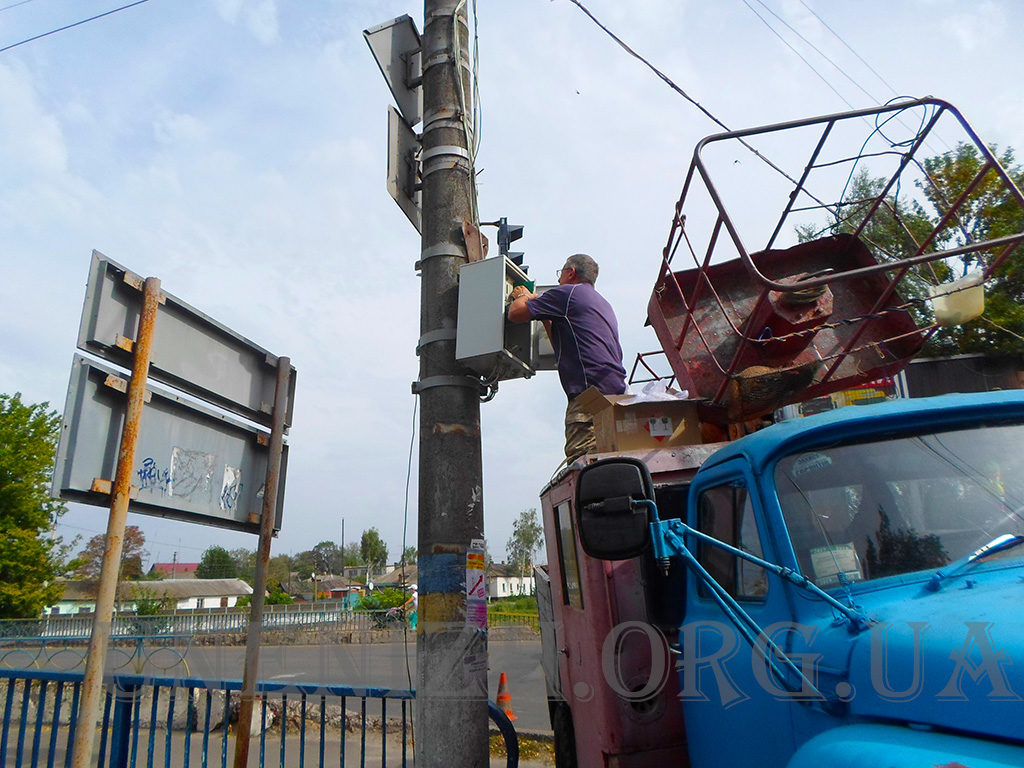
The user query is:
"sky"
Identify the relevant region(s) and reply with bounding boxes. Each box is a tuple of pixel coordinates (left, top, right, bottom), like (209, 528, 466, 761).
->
(1, 0, 1021, 570)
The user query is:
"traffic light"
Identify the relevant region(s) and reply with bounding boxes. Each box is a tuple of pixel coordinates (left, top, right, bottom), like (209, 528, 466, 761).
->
(497, 217, 525, 269)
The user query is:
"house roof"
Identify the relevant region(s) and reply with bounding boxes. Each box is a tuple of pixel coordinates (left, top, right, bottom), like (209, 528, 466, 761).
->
(148, 563, 199, 577)
(374, 565, 417, 586)
(60, 578, 252, 601)
(487, 563, 535, 578)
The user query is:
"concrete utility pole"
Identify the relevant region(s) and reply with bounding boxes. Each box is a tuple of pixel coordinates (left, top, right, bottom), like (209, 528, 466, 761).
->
(416, 0, 488, 765)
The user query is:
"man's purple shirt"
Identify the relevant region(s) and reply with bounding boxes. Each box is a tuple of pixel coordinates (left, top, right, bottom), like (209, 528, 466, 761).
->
(526, 282, 627, 400)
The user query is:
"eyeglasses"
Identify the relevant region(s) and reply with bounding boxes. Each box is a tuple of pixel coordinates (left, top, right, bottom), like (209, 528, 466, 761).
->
(556, 266, 572, 278)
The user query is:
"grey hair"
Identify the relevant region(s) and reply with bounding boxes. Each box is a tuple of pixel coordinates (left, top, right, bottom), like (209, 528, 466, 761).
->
(565, 253, 599, 285)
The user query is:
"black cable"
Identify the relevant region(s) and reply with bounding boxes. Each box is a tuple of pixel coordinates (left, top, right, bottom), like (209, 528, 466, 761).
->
(753, 0, 881, 105)
(740, 0, 857, 112)
(0, 0, 39, 14)
(564, 0, 818, 201)
(565, 0, 730, 133)
(0, 0, 153, 55)
(798, 0, 901, 99)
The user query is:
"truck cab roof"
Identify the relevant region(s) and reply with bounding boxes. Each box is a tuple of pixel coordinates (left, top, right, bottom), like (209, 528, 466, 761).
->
(700, 389, 1024, 476)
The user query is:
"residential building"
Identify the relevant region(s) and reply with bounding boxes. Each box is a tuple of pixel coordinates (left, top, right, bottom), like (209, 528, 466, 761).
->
(486, 563, 535, 598)
(49, 578, 252, 615)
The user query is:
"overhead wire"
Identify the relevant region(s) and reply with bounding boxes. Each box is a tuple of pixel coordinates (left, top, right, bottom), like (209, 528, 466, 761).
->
(0, 0, 154, 54)
(798, 0, 901, 99)
(564, 0, 829, 208)
(740, 0, 857, 112)
(751, 0, 881, 106)
(0, 0, 39, 14)
(793, 0, 953, 154)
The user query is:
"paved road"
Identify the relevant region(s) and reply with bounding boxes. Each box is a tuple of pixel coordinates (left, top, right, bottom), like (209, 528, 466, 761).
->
(187, 639, 550, 733)
(18, 638, 551, 734)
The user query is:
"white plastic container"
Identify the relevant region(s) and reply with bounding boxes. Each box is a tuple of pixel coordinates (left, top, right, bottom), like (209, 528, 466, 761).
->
(928, 271, 985, 326)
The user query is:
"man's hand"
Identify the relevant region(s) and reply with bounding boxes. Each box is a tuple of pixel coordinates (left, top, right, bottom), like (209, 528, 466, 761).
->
(507, 286, 536, 323)
(509, 285, 534, 302)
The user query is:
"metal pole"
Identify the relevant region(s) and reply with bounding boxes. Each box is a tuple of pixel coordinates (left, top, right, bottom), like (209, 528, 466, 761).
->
(232, 356, 290, 768)
(71, 276, 161, 768)
(417, 1, 488, 766)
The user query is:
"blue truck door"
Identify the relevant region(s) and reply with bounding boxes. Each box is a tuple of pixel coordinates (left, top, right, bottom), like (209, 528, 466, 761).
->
(678, 461, 797, 768)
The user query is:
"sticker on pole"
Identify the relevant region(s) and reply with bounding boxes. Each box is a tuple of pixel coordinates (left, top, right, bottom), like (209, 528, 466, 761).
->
(466, 538, 487, 629)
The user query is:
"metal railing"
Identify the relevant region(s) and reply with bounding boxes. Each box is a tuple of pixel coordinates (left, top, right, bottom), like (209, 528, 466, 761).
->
(487, 612, 539, 631)
(0, 669, 517, 767)
(0, 605, 404, 641)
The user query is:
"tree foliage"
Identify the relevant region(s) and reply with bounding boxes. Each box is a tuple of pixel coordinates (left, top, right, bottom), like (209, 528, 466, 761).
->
(918, 144, 1024, 355)
(229, 548, 256, 583)
(72, 525, 147, 580)
(196, 546, 237, 579)
(798, 143, 1024, 357)
(506, 509, 544, 578)
(0, 394, 66, 618)
(342, 542, 363, 567)
(401, 545, 417, 565)
(292, 540, 349, 579)
(360, 528, 388, 573)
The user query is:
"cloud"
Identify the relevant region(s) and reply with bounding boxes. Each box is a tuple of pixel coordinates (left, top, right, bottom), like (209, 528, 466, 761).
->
(153, 111, 209, 145)
(941, 2, 1005, 53)
(215, 0, 279, 44)
(0, 63, 67, 176)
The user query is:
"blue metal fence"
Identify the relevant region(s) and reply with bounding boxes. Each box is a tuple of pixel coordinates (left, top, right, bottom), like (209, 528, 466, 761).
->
(0, 669, 517, 767)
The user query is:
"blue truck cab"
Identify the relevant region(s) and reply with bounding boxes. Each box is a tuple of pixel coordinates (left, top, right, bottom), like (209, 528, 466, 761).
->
(557, 390, 1024, 767)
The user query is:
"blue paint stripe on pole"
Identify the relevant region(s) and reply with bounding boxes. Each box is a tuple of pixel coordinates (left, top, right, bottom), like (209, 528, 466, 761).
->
(418, 552, 465, 592)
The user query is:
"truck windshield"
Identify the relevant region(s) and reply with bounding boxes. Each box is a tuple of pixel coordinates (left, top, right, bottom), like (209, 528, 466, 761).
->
(774, 421, 1024, 588)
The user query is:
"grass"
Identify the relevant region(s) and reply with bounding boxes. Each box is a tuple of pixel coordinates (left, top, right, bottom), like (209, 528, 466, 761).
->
(487, 595, 538, 615)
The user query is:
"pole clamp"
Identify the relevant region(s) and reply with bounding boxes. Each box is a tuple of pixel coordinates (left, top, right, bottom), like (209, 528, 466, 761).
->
(416, 328, 458, 354)
(415, 242, 467, 270)
(421, 145, 473, 178)
(412, 376, 482, 394)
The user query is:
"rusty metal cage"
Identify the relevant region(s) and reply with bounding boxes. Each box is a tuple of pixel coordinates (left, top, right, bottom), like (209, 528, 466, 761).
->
(637, 98, 1024, 423)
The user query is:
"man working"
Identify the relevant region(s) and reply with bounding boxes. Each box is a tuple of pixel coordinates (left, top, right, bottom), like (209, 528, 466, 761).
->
(507, 253, 627, 459)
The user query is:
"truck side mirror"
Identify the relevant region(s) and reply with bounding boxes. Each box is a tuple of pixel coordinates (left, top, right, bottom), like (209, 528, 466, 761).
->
(576, 458, 654, 559)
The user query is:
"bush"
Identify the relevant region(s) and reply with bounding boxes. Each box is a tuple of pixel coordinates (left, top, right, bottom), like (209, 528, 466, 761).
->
(356, 588, 408, 611)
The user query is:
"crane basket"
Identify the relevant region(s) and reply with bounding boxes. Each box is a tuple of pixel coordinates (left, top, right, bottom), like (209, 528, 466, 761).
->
(635, 98, 1024, 423)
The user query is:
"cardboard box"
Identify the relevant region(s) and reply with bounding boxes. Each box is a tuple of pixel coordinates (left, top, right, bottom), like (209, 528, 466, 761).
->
(575, 388, 703, 453)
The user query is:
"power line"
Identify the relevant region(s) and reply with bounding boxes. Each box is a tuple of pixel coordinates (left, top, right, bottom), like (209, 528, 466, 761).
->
(0, 0, 154, 55)
(752, 0, 881, 105)
(0, 0, 40, 14)
(564, 0, 822, 201)
(799, 0, 901, 99)
(739, 0, 856, 112)
(565, 0, 731, 133)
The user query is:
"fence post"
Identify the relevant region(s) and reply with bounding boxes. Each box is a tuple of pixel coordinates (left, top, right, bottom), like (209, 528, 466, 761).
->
(108, 681, 137, 768)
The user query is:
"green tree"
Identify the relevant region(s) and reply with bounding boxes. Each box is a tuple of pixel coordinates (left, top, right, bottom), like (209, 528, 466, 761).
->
(71, 525, 148, 580)
(360, 528, 388, 574)
(229, 548, 256, 583)
(401, 545, 417, 565)
(268, 554, 292, 590)
(310, 540, 344, 574)
(0, 394, 66, 618)
(506, 509, 544, 582)
(196, 546, 237, 579)
(798, 144, 1024, 356)
(917, 143, 1024, 356)
(342, 542, 363, 567)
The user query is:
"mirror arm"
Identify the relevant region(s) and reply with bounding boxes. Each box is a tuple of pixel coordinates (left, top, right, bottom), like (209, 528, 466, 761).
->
(653, 518, 872, 633)
(650, 518, 828, 702)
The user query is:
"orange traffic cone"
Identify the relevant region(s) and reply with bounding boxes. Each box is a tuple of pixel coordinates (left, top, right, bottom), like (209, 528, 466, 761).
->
(496, 672, 517, 721)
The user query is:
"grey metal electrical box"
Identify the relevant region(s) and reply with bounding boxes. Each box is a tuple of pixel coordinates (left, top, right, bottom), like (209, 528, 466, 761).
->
(456, 256, 556, 381)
